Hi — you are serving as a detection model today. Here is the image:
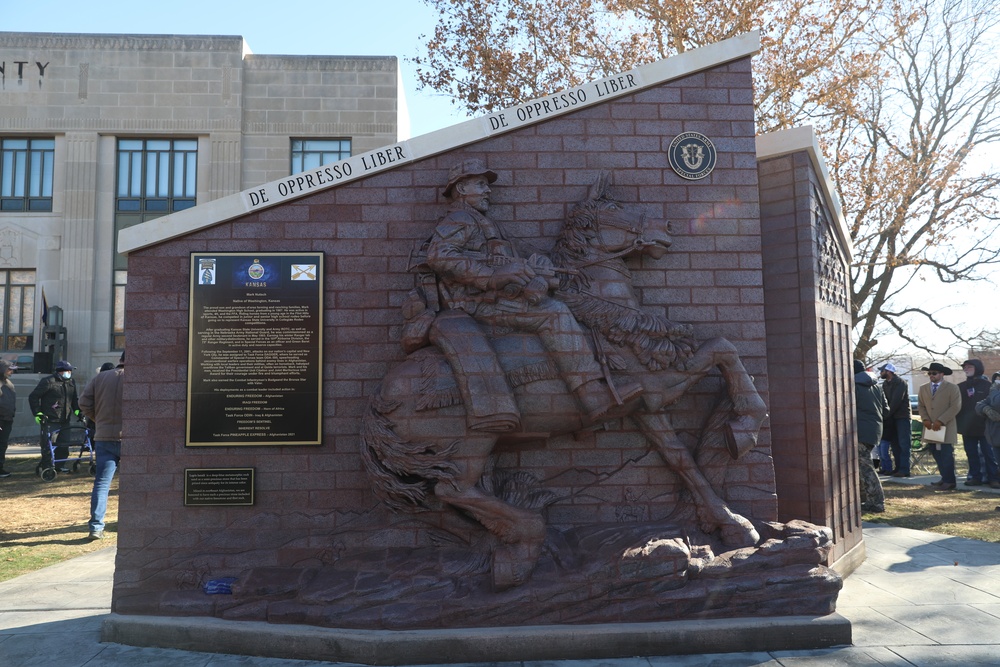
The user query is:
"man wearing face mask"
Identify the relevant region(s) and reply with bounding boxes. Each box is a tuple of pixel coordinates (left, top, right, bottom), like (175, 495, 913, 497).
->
(29, 360, 81, 474)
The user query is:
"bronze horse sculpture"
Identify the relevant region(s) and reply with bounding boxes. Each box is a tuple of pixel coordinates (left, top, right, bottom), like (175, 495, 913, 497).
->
(360, 173, 769, 591)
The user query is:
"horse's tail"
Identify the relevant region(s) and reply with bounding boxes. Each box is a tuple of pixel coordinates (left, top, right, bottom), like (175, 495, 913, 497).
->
(359, 383, 460, 513)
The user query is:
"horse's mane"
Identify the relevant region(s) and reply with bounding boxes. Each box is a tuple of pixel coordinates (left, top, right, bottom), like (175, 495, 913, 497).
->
(552, 184, 694, 372)
(550, 196, 604, 292)
(558, 290, 692, 372)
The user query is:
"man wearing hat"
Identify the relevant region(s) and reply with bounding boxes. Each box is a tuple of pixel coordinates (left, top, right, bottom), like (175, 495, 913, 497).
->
(28, 359, 81, 473)
(0, 359, 17, 478)
(878, 362, 912, 477)
(424, 159, 642, 426)
(917, 362, 962, 490)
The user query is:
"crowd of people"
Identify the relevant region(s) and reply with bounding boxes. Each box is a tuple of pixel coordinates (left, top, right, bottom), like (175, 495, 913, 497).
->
(2, 349, 998, 531)
(0, 354, 125, 540)
(855, 357, 1000, 512)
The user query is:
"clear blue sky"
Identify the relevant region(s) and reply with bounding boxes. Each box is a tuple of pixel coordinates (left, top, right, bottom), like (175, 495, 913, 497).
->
(3, 0, 472, 137)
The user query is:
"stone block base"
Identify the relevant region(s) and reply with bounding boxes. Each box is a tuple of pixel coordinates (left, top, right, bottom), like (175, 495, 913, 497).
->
(101, 613, 852, 665)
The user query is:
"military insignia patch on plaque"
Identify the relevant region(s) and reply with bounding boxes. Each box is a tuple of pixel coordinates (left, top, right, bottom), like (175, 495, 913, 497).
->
(668, 132, 717, 180)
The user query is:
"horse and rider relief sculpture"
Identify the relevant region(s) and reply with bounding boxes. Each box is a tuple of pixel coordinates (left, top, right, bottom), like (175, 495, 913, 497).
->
(343, 160, 842, 625)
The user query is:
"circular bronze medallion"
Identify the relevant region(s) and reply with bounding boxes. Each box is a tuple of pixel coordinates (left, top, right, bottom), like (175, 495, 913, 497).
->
(668, 132, 717, 180)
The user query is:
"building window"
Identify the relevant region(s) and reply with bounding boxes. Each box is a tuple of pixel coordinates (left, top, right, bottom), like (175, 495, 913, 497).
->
(0, 270, 35, 351)
(116, 139, 197, 216)
(113, 138, 198, 352)
(112, 270, 126, 351)
(1, 138, 54, 212)
(291, 139, 351, 174)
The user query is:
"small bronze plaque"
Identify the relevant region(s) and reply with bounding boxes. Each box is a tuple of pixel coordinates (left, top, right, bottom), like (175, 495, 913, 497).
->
(184, 468, 255, 506)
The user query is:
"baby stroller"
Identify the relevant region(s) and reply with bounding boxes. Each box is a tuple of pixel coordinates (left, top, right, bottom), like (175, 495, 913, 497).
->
(35, 420, 95, 482)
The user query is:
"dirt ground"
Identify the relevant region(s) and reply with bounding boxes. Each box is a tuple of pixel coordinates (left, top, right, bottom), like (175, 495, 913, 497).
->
(0, 446, 118, 582)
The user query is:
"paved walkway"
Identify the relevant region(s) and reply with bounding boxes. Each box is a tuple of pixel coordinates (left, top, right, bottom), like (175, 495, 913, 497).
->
(3, 473, 1000, 666)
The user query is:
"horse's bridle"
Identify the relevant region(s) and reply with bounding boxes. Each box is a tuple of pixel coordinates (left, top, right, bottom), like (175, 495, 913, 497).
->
(573, 203, 657, 271)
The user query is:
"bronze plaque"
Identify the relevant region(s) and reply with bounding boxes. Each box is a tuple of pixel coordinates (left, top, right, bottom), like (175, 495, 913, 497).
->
(186, 252, 323, 446)
(184, 468, 255, 506)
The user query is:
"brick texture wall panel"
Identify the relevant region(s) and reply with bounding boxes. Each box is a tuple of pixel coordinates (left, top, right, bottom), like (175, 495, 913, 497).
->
(113, 59, 805, 623)
(759, 152, 860, 565)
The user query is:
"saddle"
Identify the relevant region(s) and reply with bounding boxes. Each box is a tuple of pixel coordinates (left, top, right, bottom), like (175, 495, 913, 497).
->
(404, 288, 560, 432)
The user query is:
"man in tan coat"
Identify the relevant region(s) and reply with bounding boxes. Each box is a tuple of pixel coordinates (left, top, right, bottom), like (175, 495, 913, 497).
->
(79, 351, 124, 539)
(918, 362, 962, 491)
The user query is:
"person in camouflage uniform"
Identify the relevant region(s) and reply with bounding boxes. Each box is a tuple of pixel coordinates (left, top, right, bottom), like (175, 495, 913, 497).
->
(855, 359, 888, 512)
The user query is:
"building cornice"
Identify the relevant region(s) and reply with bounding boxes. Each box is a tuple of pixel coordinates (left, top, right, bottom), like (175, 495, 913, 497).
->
(0, 118, 242, 133)
(243, 55, 396, 72)
(0, 32, 246, 53)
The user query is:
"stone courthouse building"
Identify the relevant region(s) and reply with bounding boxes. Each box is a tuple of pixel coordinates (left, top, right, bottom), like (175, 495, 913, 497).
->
(0, 31, 400, 377)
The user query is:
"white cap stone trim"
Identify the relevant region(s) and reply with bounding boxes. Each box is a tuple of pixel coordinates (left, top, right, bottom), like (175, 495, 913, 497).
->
(119, 31, 760, 254)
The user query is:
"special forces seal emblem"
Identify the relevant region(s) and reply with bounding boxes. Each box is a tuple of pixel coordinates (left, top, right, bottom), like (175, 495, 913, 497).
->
(668, 132, 717, 180)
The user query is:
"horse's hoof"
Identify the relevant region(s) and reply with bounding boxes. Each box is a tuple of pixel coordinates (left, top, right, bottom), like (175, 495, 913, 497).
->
(720, 513, 760, 549)
(723, 417, 760, 459)
(491, 543, 535, 592)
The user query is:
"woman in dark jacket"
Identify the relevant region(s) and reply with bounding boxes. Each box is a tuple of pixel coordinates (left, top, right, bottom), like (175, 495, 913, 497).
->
(0, 359, 16, 477)
(976, 373, 1000, 452)
(855, 359, 888, 512)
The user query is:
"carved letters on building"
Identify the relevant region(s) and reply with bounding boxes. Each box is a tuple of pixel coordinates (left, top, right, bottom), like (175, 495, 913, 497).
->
(812, 184, 849, 310)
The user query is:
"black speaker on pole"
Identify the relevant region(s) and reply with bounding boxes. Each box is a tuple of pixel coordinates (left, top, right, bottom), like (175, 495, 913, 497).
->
(33, 351, 53, 374)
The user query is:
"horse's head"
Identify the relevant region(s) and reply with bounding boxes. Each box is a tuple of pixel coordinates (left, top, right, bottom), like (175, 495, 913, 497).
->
(564, 172, 672, 263)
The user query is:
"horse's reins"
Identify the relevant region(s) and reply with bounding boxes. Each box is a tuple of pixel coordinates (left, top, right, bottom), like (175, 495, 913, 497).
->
(569, 208, 656, 272)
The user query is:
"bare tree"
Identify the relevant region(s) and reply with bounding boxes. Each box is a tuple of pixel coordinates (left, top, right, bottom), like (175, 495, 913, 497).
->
(826, 0, 1000, 360)
(412, 0, 1000, 359)
(413, 0, 885, 133)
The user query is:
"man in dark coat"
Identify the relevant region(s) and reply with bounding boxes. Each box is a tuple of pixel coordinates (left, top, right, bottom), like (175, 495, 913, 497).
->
(28, 359, 81, 473)
(878, 362, 912, 477)
(976, 373, 1000, 450)
(958, 359, 997, 487)
(855, 359, 888, 512)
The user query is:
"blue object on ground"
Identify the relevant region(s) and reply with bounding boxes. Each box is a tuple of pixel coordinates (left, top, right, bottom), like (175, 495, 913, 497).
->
(203, 577, 238, 595)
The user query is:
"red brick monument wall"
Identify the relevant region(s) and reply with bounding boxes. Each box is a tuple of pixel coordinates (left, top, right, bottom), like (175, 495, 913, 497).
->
(758, 137, 862, 568)
(111, 41, 848, 640)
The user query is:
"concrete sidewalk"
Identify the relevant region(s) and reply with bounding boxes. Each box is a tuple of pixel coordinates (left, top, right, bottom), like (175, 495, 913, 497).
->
(3, 521, 1000, 666)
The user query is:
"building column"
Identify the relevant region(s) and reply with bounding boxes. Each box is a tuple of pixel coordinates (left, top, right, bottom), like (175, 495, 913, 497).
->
(57, 131, 99, 368)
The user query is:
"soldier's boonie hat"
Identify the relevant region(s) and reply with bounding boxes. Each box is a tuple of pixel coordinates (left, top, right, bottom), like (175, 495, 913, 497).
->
(443, 158, 497, 198)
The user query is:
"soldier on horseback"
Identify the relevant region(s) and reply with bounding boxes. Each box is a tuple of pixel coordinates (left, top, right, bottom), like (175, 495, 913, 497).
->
(420, 159, 643, 432)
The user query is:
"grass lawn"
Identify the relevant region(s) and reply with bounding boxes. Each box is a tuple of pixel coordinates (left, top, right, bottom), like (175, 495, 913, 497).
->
(864, 443, 1000, 543)
(865, 484, 1000, 542)
(0, 434, 997, 582)
(0, 452, 117, 582)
